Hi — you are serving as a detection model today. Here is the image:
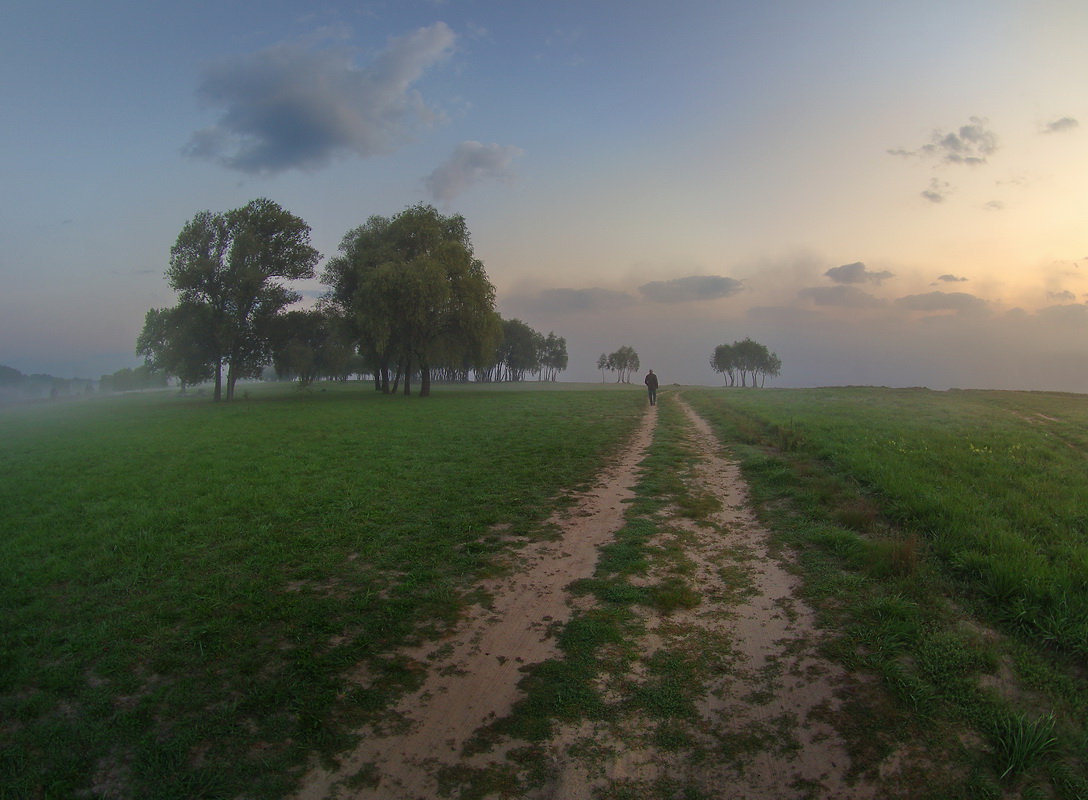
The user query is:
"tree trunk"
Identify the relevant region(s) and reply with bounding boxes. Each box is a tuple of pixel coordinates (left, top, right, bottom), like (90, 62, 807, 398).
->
(419, 356, 431, 398)
(213, 359, 223, 401)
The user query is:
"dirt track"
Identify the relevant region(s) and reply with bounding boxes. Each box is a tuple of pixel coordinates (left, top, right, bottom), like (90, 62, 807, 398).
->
(294, 395, 872, 799)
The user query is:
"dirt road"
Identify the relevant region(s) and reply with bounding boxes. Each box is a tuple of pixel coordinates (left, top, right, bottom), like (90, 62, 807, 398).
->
(295, 396, 873, 799)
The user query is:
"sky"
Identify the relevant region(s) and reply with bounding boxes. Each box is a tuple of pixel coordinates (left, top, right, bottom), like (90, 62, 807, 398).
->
(2, 0, 1087, 390)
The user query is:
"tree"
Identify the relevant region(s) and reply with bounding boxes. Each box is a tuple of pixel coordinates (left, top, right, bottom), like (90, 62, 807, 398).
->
(596, 353, 611, 382)
(607, 345, 640, 383)
(710, 343, 737, 386)
(495, 318, 539, 381)
(269, 308, 354, 387)
(321, 204, 500, 397)
(136, 304, 218, 390)
(539, 332, 568, 381)
(150, 199, 320, 401)
(711, 337, 781, 387)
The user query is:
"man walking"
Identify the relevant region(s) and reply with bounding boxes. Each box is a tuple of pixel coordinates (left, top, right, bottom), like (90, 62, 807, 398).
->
(644, 369, 659, 406)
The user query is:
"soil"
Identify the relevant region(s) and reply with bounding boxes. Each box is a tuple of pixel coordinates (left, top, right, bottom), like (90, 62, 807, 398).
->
(294, 395, 875, 799)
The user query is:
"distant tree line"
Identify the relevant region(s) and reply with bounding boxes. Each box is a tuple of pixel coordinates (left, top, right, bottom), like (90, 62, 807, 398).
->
(138, 201, 570, 400)
(0, 365, 97, 403)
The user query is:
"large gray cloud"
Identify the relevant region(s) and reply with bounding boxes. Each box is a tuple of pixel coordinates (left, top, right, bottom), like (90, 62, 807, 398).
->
(425, 141, 524, 205)
(888, 116, 998, 165)
(184, 23, 456, 174)
(824, 262, 894, 285)
(638, 275, 742, 303)
(895, 291, 988, 313)
(798, 285, 884, 308)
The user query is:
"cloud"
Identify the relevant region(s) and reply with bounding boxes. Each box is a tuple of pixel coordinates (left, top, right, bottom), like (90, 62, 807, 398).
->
(425, 141, 524, 205)
(798, 285, 884, 308)
(894, 291, 988, 313)
(638, 275, 743, 303)
(983, 200, 1004, 211)
(523, 287, 638, 314)
(824, 262, 894, 285)
(1044, 117, 1078, 134)
(921, 178, 953, 204)
(184, 23, 456, 174)
(937, 274, 968, 283)
(1047, 290, 1077, 302)
(889, 116, 998, 165)
(1035, 303, 1088, 326)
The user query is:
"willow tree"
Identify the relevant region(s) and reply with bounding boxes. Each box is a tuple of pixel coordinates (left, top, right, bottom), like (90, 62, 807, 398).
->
(321, 204, 500, 397)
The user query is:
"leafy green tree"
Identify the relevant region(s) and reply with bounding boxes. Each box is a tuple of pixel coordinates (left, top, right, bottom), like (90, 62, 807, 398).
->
(136, 304, 217, 390)
(710, 343, 737, 386)
(496, 318, 540, 381)
(269, 308, 354, 387)
(607, 345, 640, 383)
(540, 332, 568, 381)
(711, 337, 781, 387)
(596, 353, 611, 382)
(153, 199, 320, 401)
(321, 204, 499, 396)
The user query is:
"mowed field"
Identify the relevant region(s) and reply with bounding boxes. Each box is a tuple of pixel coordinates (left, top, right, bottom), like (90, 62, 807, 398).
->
(2, 382, 1087, 798)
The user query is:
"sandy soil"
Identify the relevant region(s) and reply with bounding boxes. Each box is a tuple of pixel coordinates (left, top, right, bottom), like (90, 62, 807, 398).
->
(294, 396, 873, 799)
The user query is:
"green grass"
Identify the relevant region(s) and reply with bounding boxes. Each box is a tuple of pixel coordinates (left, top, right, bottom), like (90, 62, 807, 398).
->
(0, 381, 645, 799)
(684, 386, 1088, 796)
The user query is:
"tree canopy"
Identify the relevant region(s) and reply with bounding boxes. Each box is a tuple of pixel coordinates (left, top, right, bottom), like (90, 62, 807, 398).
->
(711, 337, 781, 387)
(598, 346, 640, 383)
(140, 199, 320, 400)
(321, 204, 501, 396)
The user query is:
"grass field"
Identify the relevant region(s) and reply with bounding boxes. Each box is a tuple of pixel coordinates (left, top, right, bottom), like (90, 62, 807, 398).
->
(3, 382, 1087, 798)
(685, 386, 1088, 797)
(0, 382, 644, 798)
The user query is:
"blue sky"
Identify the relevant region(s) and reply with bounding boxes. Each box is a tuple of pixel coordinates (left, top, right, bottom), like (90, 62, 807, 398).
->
(3, 0, 1087, 388)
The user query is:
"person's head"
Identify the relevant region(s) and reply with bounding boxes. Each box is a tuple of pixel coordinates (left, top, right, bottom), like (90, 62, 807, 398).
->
(649, 369, 654, 374)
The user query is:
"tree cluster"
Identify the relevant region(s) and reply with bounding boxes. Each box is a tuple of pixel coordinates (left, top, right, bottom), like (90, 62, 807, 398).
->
(711, 337, 781, 387)
(596, 345, 640, 383)
(475, 319, 568, 382)
(139, 201, 570, 399)
(319, 204, 501, 397)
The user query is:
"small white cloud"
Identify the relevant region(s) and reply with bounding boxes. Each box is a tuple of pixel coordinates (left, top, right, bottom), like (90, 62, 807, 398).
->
(1043, 117, 1078, 134)
(889, 116, 998, 166)
(921, 178, 954, 204)
(425, 141, 524, 205)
